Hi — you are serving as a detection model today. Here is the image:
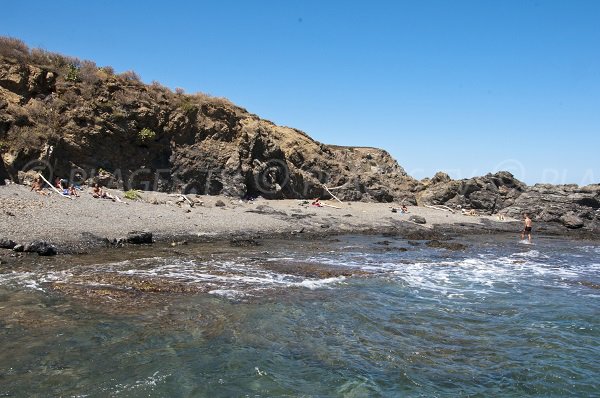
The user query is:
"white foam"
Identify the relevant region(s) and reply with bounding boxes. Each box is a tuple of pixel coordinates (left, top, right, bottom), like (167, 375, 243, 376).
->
(112, 371, 170, 394)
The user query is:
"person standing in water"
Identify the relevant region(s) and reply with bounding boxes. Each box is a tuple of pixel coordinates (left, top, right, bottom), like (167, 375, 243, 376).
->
(521, 213, 533, 242)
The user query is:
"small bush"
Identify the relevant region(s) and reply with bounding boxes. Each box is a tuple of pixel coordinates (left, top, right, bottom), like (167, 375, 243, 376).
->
(120, 70, 141, 82)
(79, 60, 99, 84)
(124, 189, 141, 201)
(65, 63, 79, 82)
(180, 100, 197, 114)
(137, 128, 156, 144)
(0, 36, 29, 60)
(101, 66, 114, 75)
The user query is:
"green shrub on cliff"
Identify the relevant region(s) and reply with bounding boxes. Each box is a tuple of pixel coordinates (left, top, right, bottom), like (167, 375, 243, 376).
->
(137, 128, 156, 145)
(65, 63, 79, 82)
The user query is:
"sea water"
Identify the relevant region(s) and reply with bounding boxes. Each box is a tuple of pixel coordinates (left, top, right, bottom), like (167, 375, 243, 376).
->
(0, 235, 598, 397)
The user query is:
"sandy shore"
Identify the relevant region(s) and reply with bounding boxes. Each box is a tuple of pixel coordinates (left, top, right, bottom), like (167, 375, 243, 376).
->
(0, 183, 582, 254)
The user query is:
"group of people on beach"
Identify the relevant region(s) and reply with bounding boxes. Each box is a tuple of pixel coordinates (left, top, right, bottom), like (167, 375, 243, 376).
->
(30, 176, 535, 242)
(30, 176, 119, 202)
(390, 205, 409, 214)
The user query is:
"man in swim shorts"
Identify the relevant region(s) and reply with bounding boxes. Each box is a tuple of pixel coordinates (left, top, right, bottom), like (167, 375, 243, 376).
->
(521, 213, 533, 242)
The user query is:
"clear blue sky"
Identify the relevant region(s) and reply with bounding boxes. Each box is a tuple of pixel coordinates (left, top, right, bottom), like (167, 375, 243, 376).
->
(2, 0, 599, 185)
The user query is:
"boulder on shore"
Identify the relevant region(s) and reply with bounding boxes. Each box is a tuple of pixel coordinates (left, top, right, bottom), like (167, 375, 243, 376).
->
(408, 215, 427, 224)
(23, 241, 57, 256)
(0, 238, 17, 249)
(126, 231, 153, 244)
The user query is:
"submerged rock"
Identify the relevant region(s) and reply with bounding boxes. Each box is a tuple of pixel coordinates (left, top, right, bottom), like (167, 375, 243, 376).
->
(425, 240, 467, 251)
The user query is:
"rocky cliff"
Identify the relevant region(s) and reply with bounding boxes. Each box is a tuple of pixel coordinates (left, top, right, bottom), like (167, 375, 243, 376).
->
(0, 37, 417, 201)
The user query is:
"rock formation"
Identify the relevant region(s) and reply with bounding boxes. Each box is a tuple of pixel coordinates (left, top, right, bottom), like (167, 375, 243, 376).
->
(0, 37, 417, 202)
(417, 171, 599, 231)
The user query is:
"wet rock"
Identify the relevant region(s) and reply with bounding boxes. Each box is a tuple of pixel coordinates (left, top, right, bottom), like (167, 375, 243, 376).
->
(375, 240, 392, 245)
(400, 227, 444, 241)
(230, 237, 261, 247)
(261, 261, 368, 278)
(126, 231, 153, 244)
(408, 215, 427, 224)
(0, 238, 17, 249)
(425, 240, 467, 251)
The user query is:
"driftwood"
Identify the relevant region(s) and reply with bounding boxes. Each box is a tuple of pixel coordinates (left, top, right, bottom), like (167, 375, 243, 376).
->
(323, 185, 344, 205)
(38, 173, 72, 199)
(424, 204, 454, 213)
(168, 194, 194, 206)
(320, 203, 341, 209)
(180, 194, 193, 206)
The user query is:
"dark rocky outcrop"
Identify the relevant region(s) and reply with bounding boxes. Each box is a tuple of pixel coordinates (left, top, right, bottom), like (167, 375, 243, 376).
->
(417, 171, 527, 213)
(417, 170, 600, 232)
(126, 231, 153, 244)
(500, 183, 600, 230)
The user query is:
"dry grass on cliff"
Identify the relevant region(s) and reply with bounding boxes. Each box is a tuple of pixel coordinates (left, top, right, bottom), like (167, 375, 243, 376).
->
(0, 35, 235, 111)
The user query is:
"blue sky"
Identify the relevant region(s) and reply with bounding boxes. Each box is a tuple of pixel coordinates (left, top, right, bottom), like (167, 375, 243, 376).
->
(2, 0, 599, 185)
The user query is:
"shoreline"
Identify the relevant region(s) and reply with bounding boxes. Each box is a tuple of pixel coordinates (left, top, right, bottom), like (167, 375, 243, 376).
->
(1, 184, 597, 256)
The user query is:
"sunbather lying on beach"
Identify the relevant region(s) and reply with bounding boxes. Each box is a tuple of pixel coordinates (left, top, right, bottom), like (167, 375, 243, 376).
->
(31, 177, 49, 196)
(461, 209, 478, 216)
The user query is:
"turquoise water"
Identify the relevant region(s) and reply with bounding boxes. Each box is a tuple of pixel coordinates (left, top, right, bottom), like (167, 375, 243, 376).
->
(1, 235, 599, 397)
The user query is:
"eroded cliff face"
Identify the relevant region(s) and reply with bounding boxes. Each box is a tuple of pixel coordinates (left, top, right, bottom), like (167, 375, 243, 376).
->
(0, 54, 418, 202)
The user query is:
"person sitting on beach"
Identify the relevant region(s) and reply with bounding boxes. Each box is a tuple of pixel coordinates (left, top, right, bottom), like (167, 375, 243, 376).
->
(91, 183, 115, 201)
(401, 205, 409, 213)
(31, 177, 49, 196)
(68, 185, 80, 197)
(311, 198, 323, 207)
